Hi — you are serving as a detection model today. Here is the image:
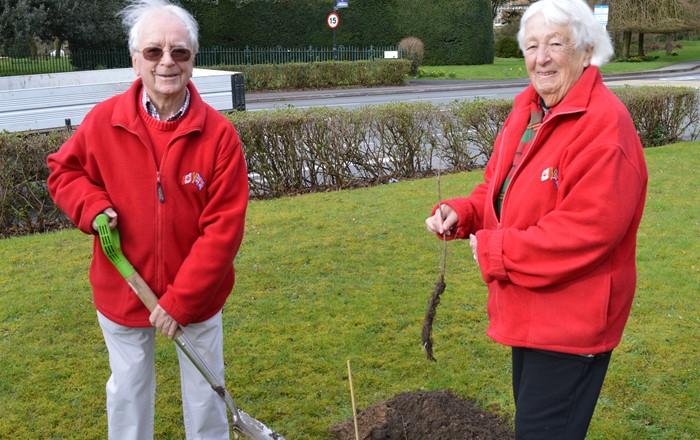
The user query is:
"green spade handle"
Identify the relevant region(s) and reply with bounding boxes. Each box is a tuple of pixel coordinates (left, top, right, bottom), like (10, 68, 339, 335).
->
(95, 214, 135, 278)
(95, 213, 160, 313)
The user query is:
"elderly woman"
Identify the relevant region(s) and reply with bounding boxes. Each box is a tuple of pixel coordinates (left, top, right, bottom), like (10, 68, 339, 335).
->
(47, 0, 248, 438)
(425, 0, 647, 438)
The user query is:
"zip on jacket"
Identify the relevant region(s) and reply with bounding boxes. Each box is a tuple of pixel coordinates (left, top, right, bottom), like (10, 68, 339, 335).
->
(47, 78, 250, 328)
(436, 67, 648, 355)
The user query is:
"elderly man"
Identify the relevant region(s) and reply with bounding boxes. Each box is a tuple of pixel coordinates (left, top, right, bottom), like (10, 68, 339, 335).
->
(425, 0, 647, 438)
(47, 1, 248, 438)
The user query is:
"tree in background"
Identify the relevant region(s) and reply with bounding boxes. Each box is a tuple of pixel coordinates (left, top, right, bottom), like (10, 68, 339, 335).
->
(490, 0, 534, 23)
(47, 0, 125, 53)
(3, 0, 496, 67)
(608, 0, 700, 58)
(0, 0, 47, 57)
(0, 0, 125, 63)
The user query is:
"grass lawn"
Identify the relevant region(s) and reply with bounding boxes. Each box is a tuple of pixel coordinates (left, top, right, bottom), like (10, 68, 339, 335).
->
(0, 142, 698, 439)
(418, 39, 700, 80)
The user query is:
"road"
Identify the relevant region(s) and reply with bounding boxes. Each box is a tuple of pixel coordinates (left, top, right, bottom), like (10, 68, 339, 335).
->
(2, 61, 697, 132)
(246, 85, 524, 111)
(244, 65, 700, 112)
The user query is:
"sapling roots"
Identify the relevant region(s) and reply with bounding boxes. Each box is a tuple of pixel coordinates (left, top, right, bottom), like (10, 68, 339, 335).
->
(422, 268, 445, 362)
(422, 165, 448, 362)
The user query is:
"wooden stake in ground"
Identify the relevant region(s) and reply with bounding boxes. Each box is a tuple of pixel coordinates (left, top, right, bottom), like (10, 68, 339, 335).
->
(422, 166, 447, 362)
(347, 360, 360, 440)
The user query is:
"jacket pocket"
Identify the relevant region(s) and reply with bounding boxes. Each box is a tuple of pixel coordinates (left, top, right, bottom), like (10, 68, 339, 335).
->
(487, 263, 612, 351)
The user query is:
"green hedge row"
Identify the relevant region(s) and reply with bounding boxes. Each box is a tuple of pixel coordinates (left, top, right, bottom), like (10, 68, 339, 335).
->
(182, 0, 494, 66)
(227, 99, 513, 199)
(211, 59, 412, 91)
(0, 130, 71, 237)
(1, 86, 697, 237)
(613, 86, 700, 147)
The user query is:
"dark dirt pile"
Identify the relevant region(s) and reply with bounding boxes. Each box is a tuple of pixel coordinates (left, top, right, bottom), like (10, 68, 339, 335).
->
(328, 389, 514, 440)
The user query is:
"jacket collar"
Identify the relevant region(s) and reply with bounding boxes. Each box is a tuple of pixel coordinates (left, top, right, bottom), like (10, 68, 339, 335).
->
(515, 66, 601, 116)
(111, 78, 206, 134)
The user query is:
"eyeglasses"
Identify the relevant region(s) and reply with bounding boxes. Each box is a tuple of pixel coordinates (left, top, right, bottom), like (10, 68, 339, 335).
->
(138, 47, 192, 62)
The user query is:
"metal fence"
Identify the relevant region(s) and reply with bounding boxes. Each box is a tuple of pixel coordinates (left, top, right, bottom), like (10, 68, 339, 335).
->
(0, 45, 399, 76)
(197, 45, 399, 65)
(0, 49, 131, 75)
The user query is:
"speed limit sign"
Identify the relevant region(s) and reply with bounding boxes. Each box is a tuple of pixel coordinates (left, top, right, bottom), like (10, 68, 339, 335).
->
(327, 12, 340, 29)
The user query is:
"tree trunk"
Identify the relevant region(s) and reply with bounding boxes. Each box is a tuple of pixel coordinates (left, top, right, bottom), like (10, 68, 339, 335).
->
(54, 38, 63, 58)
(27, 38, 37, 60)
(622, 31, 631, 58)
(637, 32, 645, 57)
(665, 34, 673, 55)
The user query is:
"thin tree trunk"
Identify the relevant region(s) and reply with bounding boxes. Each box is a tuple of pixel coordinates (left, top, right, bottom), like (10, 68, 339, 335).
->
(27, 38, 37, 60)
(637, 32, 645, 57)
(54, 38, 63, 58)
(623, 31, 631, 58)
(665, 34, 673, 55)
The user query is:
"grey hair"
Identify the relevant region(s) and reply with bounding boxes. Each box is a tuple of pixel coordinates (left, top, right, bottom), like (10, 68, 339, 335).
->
(517, 0, 614, 67)
(119, 0, 199, 55)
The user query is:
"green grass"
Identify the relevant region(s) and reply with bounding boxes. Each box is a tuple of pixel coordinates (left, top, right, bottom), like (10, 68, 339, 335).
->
(418, 39, 700, 80)
(0, 56, 77, 76)
(1, 142, 698, 439)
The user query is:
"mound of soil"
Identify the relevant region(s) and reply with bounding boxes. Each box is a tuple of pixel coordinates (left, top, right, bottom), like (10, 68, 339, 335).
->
(328, 389, 514, 440)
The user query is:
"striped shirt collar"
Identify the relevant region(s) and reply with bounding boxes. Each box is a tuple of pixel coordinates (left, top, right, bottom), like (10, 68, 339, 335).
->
(141, 88, 190, 122)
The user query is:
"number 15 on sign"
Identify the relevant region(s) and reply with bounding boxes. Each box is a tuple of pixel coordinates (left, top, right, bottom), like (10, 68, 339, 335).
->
(327, 12, 340, 29)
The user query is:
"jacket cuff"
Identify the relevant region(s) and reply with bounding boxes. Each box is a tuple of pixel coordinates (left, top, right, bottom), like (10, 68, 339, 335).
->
(430, 201, 471, 240)
(80, 201, 113, 234)
(158, 294, 192, 327)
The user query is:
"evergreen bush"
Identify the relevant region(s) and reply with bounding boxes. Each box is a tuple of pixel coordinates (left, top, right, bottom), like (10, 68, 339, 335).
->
(494, 36, 523, 58)
(182, 0, 494, 66)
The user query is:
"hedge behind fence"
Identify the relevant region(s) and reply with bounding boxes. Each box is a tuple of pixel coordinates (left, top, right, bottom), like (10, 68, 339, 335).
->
(1, 86, 698, 237)
(212, 59, 412, 91)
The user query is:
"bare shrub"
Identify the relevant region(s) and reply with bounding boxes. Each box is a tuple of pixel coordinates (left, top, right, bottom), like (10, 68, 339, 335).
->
(613, 86, 700, 147)
(0, 130, 72, 237)
(439, 99, 512, 170)
(398, 37, 425, 76)
(5, 86, 697, 236)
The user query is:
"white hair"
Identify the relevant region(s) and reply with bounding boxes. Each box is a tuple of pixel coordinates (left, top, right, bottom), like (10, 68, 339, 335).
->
(517, 0, 614, 67)
(119, 0, 199, 55)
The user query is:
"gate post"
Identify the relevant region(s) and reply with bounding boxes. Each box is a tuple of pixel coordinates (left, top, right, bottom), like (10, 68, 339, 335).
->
(231, 72, 246, 112)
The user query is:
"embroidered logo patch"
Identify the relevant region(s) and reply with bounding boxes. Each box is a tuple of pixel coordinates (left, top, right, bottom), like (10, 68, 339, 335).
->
(182, 172, 206, 191)
(541, 167, 559, 189)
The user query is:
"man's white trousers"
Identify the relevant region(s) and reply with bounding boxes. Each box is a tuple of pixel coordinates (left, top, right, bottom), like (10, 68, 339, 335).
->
(97, 310, 229, 440)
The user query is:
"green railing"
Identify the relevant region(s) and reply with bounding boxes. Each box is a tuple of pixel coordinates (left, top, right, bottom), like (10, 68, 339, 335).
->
(0, 49, 131, 76)
(196, 45, 399, 65)
(0, 45, 399, 77)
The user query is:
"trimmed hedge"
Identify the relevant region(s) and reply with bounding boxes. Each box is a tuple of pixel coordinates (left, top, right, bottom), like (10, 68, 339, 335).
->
(211, 59, 412, 91)
(0, 131, 71, 237)
(228, 100, 512, 199)
(1, 86, 698, 237)
(182, 0, 494, 66)
(613, 86, 700, 147)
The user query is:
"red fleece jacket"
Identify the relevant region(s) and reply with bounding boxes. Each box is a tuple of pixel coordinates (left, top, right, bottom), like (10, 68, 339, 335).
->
(438, 67, 647, 354)
(47, 79, 249, 327)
